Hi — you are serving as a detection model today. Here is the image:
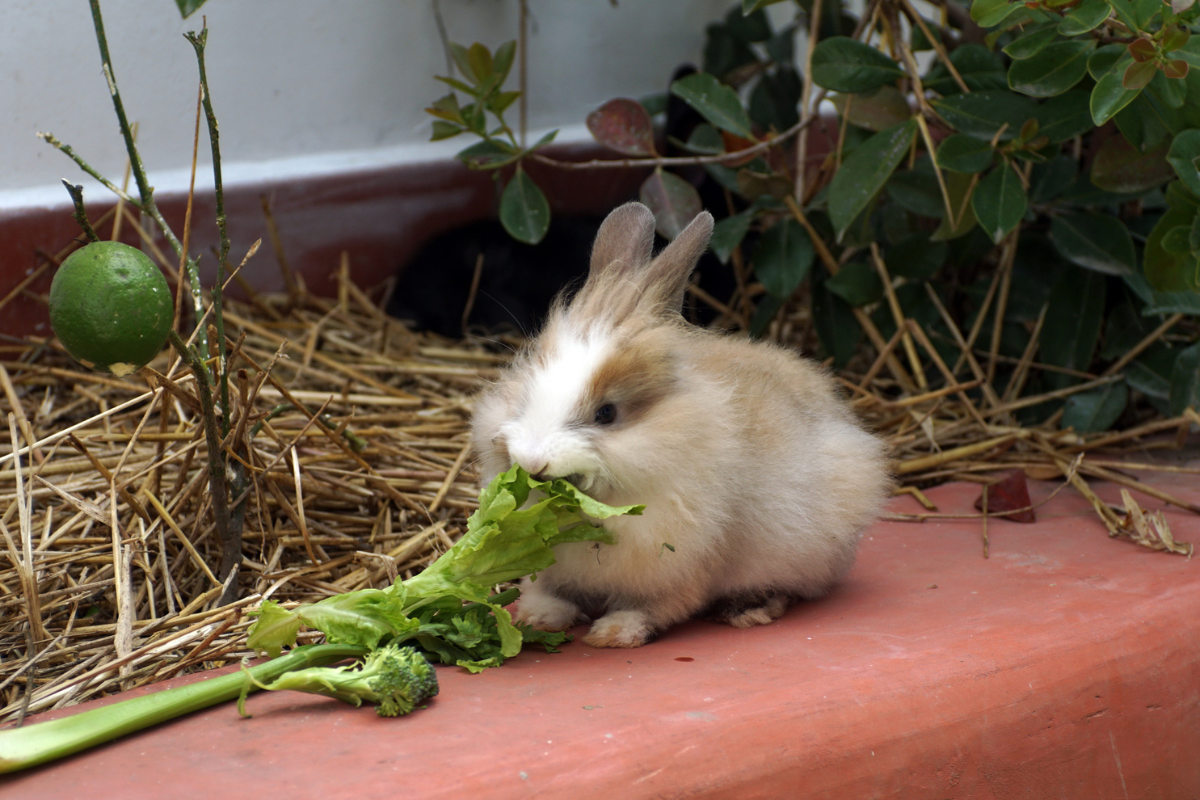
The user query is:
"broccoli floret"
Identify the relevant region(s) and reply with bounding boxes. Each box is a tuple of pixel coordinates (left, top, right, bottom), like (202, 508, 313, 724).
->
(256, 644, 439, 717)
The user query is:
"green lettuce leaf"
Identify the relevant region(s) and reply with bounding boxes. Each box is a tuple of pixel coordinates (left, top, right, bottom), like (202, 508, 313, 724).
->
(246, 465, 642, 668)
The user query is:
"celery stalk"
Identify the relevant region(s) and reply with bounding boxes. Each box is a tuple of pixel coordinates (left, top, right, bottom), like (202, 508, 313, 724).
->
(0, 643, 367, 774)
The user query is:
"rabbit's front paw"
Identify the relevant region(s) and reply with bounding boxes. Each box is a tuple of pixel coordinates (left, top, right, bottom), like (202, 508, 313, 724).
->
(515, 591, 583, 632)
(709, 591, 791, 628)
(583, 610, 656, 648)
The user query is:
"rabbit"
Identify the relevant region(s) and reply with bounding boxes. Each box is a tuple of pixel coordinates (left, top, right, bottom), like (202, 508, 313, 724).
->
(470, 202, 891, 648)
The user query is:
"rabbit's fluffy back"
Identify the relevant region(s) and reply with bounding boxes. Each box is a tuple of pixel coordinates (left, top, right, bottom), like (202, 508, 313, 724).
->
(470, 202, 889, 634)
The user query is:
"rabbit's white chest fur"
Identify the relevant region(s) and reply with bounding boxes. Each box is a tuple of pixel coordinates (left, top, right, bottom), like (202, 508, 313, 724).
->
(470, 202, 890, 647)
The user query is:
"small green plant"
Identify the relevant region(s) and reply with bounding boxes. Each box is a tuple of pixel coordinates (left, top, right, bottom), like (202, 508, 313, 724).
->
(40, 0, 251, 596)
(431, 0, 1200, 433)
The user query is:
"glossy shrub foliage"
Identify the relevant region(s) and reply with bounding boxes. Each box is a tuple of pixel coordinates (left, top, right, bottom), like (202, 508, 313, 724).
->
(429, 1, 1200, 432)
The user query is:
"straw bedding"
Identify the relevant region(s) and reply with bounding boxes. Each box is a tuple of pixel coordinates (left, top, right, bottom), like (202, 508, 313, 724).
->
(1, 243, 1195, 724)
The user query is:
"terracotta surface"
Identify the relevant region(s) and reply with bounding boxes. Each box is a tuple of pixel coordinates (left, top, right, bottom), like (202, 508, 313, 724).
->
(3, 471, 1198, 798)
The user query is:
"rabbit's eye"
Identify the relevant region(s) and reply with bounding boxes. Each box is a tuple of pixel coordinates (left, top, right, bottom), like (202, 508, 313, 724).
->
(594, 403, 617, 425)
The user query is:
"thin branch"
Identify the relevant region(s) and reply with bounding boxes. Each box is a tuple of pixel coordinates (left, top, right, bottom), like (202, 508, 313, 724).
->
(526, 114, 815, 171)
(61, 182, 100, 243)
(185, 27, 233, 436)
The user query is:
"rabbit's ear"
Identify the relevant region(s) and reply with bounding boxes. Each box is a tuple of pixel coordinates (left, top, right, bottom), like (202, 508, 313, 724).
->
(567, 203, 657, 325)
(642, 210, 714, 314)
(588, 202, 656, 279)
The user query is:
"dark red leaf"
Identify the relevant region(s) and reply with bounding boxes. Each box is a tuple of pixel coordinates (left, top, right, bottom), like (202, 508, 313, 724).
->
(639, 169, 702, 240)
(719, 131, 759, 166)
(1122, 59, 1157, 91)
(1128, 38, 1157, 64)
(975, 470, 1036, 523)
(586, 98, 657, 157)
(1164, 58, 1189, 80)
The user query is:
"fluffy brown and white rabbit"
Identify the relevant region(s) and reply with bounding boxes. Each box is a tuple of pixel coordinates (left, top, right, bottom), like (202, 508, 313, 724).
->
(471, 202, 890, 648)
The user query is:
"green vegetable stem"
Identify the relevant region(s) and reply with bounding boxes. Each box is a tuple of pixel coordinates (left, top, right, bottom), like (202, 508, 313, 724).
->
(0, 643, 367, 775)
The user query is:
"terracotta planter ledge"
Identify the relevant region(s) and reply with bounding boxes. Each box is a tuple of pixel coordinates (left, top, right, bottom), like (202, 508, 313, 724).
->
(3, 473, 1198, 798)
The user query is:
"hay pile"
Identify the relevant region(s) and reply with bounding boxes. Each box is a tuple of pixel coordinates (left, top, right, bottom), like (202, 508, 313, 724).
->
(1, 252, 1196, 723)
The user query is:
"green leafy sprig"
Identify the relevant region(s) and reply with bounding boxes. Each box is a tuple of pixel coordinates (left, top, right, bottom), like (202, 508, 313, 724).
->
(247, 465, 642, 672)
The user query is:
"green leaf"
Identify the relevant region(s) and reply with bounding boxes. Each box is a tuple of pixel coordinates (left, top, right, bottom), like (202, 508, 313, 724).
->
(937, 134, 995, 173)
(1161, 225, 1193, 255)
(828, 119, 918, 239)
(670, 72, 756, 140)
(430, 121, 464, 142)
(737, 169, 794, 200)
(682, 123, 726, 155)
(499, 167, 550, 245)
(1100, 292, 1151, 363)
(1091, 56, 1143, 125)
(1050, 213, 1137, 275)
(426, 93, 465, 124)
(1126, 342, 1177, 399)
(710, 210, 754, 264)
(639, 169, 704, 240)
(434, 74, 478, 97)
(1030, 155, 1079, 202)
(456, 139, 519, 170)
(932, 91, 1038, 141)
(924, 44, 1008, 94)
(449, 43, 474, 84)
(812, 266, 862, 368)
(931, 171, 980, 240)
(723, 4, 772, 42)
(466, 42, 494, 84)
(1034, 91, 1095, 143)
(1008, 41, 1094, 97)
(971, 0, 1023, 27)
(749, 66, 802, 131)
(246, 600, 304, 658)
(824, 259, 883, 306)
(829, 86, 912, 132)
(1108, 94, 1166, 155)
(753, 218, 815, 298)
(1040, 268, 1107, 390)
(972, 163, 1027, 243)
(1088, 44, 1127, 80)
(887, 166, 946, 218)
(1169, 341, 1200, 414)
(298, 590, 415, 650)
(811, 37, 905, 93)
(1143, 289, 1200, 313)
(1106, 0, 1141, 30)
(704, 25, 758, 80)
(1003, 24, 1059, 60)
(174, 0, 207, 18)
(1163, 25, 1191, 53)
(492, 41, 517, 87)
(749, 294, 784, 338)
(1148, 69, 1188, 111)
(1134, 0, 1162, 28)
(1090, 136, 1174, 193)
(743, 0, 791, 11)
(1144, 203, 1200, 291)
(586, 98, 657, 157)
(1058, 0, 1112, 35)
(887, 236, 948, 279)
(1061, 382, 1129, 433)
(1166, 129, 1200, 197)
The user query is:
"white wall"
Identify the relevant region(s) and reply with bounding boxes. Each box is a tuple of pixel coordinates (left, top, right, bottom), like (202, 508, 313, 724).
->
(0, 0, 732, 210)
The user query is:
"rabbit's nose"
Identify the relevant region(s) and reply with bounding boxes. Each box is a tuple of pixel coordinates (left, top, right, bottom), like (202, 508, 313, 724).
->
(520, 460, 550, 480)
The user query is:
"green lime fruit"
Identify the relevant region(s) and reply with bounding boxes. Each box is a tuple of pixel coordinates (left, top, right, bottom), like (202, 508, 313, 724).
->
(48, 241, 174, 377)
